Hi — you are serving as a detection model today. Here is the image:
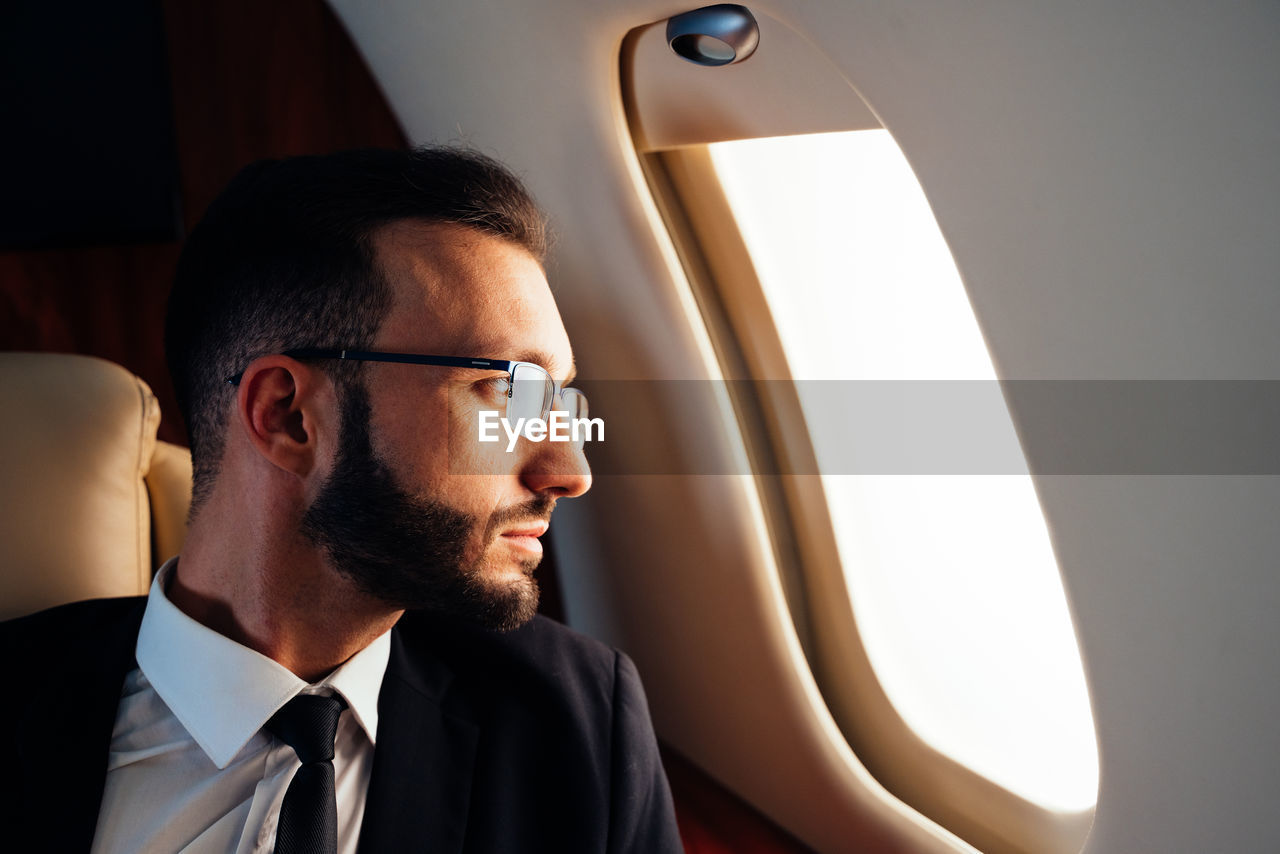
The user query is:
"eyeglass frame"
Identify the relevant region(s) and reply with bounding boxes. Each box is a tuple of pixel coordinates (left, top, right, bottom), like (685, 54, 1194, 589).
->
(224, 347, 587, 427)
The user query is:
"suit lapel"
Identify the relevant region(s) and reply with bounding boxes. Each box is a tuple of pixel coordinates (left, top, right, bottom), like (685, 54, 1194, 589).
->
(357, 624, 478, 853)
(18, 598, 146, 852)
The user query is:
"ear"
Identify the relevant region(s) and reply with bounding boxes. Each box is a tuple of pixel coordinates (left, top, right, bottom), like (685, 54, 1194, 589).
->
(234, 355, 334, 479)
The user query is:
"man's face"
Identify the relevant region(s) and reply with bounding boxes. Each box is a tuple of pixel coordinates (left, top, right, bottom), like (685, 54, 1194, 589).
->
(300, 222, 591, 630)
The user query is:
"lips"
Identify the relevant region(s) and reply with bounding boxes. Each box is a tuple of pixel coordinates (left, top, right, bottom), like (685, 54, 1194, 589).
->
(501, 520, 549, 539)
(499, 521, 547, 558)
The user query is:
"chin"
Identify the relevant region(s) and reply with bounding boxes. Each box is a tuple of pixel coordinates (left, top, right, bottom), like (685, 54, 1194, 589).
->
(471, 573, 540, 632)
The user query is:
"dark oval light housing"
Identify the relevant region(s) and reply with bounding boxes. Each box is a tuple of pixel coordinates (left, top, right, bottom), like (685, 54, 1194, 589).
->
(666, 4, 760, 67)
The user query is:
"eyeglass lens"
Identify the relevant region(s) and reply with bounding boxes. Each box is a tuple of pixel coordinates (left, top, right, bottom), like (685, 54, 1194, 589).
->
(509, 363, 589, 449)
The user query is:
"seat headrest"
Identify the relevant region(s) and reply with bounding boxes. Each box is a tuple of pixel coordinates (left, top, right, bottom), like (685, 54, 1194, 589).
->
(0, 352, 186, 620)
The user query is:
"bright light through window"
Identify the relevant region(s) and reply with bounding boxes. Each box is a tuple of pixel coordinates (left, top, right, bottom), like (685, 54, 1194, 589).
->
(708, 130, 1099, 812)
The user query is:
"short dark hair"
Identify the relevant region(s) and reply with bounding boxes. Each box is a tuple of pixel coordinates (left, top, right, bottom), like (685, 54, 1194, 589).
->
(165, 146, 549, 511)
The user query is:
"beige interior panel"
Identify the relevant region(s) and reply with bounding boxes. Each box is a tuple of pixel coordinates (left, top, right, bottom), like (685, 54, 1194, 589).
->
(625, 13, 879, 152)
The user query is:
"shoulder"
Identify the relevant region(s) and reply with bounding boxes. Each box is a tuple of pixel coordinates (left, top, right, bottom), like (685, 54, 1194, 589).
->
(0, 596, 146, 662)
(1, 597, 145, 707)
(0, 597, 145, 744)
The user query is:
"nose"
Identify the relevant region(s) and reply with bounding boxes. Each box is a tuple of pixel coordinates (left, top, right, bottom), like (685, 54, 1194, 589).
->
(519, 436, 592, 498)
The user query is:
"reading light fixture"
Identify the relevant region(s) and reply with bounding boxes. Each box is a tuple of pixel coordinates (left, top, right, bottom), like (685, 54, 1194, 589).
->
(666, 4, 759, 67)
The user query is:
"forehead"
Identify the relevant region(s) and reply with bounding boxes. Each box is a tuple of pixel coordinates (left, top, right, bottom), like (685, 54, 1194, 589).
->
(371, 220, 573, 377)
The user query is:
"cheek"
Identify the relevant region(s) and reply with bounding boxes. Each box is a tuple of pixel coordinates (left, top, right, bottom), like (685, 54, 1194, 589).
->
(369, 388, 454, 492)
(452, 400, 521, 478)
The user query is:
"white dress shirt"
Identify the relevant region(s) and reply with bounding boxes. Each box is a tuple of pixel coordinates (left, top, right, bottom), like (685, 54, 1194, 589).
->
(90, 559, 391, 854)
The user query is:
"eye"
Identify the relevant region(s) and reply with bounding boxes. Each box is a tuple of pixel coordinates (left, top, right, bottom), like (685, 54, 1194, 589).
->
(475, 374, 511, 403)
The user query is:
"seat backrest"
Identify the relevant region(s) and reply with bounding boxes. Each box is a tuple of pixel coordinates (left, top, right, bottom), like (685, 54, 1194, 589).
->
(0, 352, 192, 620)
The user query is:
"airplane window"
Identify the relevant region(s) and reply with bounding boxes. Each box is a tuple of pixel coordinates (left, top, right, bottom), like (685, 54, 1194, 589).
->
(706, 129, 1100, 812)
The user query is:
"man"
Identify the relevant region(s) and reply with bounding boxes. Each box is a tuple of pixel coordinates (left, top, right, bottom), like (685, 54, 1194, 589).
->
(0, 148, 682, 852)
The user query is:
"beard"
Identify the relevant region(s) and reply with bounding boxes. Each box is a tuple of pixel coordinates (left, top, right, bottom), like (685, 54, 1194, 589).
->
(299, 379, 548, 631)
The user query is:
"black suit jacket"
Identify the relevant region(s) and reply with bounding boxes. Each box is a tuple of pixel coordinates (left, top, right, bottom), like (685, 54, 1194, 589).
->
(0, 598, 682, 853)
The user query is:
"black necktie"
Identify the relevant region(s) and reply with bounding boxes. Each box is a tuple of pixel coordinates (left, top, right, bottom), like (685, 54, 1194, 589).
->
(265, 693, 347, 854)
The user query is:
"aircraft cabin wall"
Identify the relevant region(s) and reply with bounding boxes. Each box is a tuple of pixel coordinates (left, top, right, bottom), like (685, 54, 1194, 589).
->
(329, 1, 1280, 852)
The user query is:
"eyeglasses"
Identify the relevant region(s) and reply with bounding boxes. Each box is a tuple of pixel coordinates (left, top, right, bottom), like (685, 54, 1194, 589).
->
(227, 347, 588, 443)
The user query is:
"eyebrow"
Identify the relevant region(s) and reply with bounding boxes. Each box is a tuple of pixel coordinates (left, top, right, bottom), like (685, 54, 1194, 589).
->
(512, 349, 577, 386)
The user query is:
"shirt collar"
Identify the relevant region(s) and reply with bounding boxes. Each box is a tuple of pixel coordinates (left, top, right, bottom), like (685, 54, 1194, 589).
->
(136, 558, 391, 769)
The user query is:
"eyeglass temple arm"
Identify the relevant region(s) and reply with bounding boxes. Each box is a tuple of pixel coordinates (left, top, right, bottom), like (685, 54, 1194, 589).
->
(226, 348, 514, 385)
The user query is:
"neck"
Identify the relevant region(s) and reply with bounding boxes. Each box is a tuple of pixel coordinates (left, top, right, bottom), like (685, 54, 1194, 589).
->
(169, 515, 402, 682)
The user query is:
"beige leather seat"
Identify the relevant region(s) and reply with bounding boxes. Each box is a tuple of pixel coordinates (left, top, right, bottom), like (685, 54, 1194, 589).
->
(0, 352, 192, 621)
